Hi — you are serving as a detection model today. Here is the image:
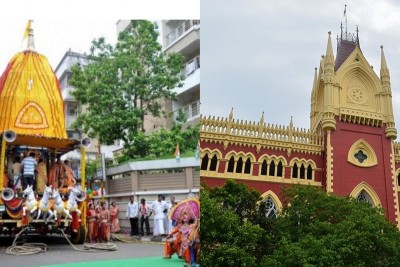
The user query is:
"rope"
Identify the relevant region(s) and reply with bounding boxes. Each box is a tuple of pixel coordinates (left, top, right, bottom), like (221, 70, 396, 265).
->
(5, 227, 48, 256)
(111, 233, 163, 245)
(6, 242, 48, 255)
(5, 227, 117, 255)
(60, 229, 118, 252)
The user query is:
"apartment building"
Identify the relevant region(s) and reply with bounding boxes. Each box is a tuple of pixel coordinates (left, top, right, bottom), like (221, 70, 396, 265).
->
(161, 20, 200, 128)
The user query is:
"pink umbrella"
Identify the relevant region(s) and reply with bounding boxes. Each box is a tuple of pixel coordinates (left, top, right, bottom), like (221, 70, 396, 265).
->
(169, 197, 200, 221)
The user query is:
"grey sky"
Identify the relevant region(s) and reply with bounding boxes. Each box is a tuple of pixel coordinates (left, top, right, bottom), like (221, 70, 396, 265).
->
(201, 0, 400, 136)
(0, 0, 199, 70)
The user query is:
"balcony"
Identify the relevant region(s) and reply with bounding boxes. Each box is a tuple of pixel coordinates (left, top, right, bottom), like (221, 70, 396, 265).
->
(166, 20, 200, 47)
(174, 56, 200, 95)
(62, 86, 76, 101)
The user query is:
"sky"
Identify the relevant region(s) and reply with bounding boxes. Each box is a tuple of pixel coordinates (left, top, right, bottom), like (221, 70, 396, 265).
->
(201, 0, 400, 136)
(0, 0, 200, 70)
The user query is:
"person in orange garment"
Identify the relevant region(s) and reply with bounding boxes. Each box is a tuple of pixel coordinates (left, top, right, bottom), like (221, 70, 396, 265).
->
(99, 202, 110, 242)
(109, 201, 120, 233)
(163, 210, 193, 262)
(86, 202, 98, 243)
(163, 220, 182, 259)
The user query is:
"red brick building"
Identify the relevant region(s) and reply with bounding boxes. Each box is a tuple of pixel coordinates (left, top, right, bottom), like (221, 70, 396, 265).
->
(200, 26, 400, 226)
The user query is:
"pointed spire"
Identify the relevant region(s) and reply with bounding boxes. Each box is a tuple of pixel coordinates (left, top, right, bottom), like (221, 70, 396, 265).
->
(313, 67, 318, 89)
(259, 111, 264, 124)
(325, 31, 334, 66)
(380, 45, 390, 79)
(26, 21, 36, 52)
(229, 108, 234, 121)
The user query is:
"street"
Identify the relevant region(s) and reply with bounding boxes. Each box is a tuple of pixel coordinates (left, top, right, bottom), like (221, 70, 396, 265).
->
(0, 234, 185, 267)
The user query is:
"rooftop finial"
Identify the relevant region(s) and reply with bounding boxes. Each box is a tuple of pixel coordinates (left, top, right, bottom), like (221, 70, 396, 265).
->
(24, 20, 35, 52)
(344, 5, 347, 37)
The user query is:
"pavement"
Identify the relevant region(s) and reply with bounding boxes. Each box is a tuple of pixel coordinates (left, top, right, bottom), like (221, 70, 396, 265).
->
(0, 233, 199, 267)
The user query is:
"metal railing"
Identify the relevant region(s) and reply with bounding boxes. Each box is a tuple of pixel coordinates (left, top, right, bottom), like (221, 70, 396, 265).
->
(166, 20, 200, 46)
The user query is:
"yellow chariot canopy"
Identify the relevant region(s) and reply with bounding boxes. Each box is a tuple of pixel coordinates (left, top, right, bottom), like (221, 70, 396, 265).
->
(0, 51, 67, 139)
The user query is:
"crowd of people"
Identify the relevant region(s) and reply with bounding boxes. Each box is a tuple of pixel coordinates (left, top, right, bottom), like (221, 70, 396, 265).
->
(8, 151, 77, 195)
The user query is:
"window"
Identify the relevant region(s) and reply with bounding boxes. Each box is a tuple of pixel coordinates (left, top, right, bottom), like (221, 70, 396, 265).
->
(200, 154, 209, 170)
(264, 197, 278, 219)
(397, 172, 400, 186)
(292, 163, 298, 178)
(227, 156, 235, 173)
(277, 161, 283, 177)
(307, 165, 313, 180)
(260, 160, 268, 175)
(300, 164, 305, 179)
(209, 155, 218, 171)
(191, 102, 199, 117)
(244, 158, 251, 174)
(236, 158, 243, 173)
(356, 190, 373, 205)
(269, 161, 276, 176)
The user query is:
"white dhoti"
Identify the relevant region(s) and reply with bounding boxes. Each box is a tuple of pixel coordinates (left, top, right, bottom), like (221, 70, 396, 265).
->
(153, 218, 165, 235)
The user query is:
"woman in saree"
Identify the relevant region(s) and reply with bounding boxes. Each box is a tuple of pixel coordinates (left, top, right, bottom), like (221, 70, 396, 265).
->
(109, 202, 120, 233)
(36, 158, 48, 194)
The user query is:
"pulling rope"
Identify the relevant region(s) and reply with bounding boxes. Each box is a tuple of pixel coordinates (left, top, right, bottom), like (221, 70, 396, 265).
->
(5, 227, 117, 255)
(60, 229, 117, 252)
(5, 227, 48, 255)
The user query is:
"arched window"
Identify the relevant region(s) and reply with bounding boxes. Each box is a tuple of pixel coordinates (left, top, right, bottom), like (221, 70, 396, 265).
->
(277, 161, 283, 177)
(397, 172, 400, 186)
(244, 158, 251, 174)
(300, 163, 305, 179)
(236, 157, 243, 173)
(264, 197, 278, 218)
(292, 163, 298, 178)
(356, 190, 373, 205)
(209, 155, 218, 171)
(307, 165, 313, 180)
(260, 160, 268, 175)
(269, 161, 276, 176)
(201, 154, 209, 170)
(227, 156, 235, 173)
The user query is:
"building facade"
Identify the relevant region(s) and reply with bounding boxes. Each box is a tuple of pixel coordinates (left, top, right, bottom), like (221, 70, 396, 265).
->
(200, 26, 400, 227)
(161, 20, 200, 128)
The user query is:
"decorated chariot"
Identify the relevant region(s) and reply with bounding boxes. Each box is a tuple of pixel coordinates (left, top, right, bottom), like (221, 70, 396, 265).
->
(0, 23, 89, 244)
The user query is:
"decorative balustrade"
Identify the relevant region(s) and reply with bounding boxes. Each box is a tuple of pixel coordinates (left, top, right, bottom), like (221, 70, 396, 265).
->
(200, 113, 324, 154)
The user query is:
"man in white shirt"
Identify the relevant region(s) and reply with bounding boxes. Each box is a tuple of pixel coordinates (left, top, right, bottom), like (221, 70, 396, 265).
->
(21, 152, 37, 190)
(126, 196, 139, 236)
(151, 194, 169, 237)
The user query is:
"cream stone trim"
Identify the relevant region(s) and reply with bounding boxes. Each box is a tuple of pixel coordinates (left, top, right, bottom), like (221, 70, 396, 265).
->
(326, 131, 333, 193)
(350, 181, 381, 206)
(259, 190, 283, 210)
(258, 155, 286, 178)
(289, 157, 316, 180)
(347, 139, 378, 167)
(390, 143, 400, 227)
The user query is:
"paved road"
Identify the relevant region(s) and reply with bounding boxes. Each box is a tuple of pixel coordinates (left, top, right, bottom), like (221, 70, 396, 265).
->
(0, 234, 181, 267)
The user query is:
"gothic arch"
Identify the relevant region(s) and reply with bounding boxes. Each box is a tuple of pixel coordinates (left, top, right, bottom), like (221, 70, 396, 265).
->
(350, 181, 381, 206)
(259, 190, 283, 210)
(347, 139, 378, 167)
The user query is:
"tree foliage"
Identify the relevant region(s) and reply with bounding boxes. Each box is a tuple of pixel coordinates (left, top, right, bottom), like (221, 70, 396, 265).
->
(69, 20, 184, 149)
(202, 180, 400, 267)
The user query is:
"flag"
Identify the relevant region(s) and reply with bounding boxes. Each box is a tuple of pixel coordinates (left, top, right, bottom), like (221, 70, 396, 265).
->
(195, 140, 200, 159)
(23, 20, 32, 40)
(174, 143, 180, 162)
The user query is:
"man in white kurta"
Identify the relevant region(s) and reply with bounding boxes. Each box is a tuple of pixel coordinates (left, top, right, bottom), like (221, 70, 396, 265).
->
(151, 194, 169, 236)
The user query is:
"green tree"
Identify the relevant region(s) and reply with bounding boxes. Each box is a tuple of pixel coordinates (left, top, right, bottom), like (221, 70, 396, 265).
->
(201, 183, 267, 267)
(261, 186, 400, 267)
(69, 20, 184, 152)
(208, 179, 261, 224)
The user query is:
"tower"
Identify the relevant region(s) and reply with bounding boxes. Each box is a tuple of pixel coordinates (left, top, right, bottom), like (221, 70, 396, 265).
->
(310, 23, 399, 225)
